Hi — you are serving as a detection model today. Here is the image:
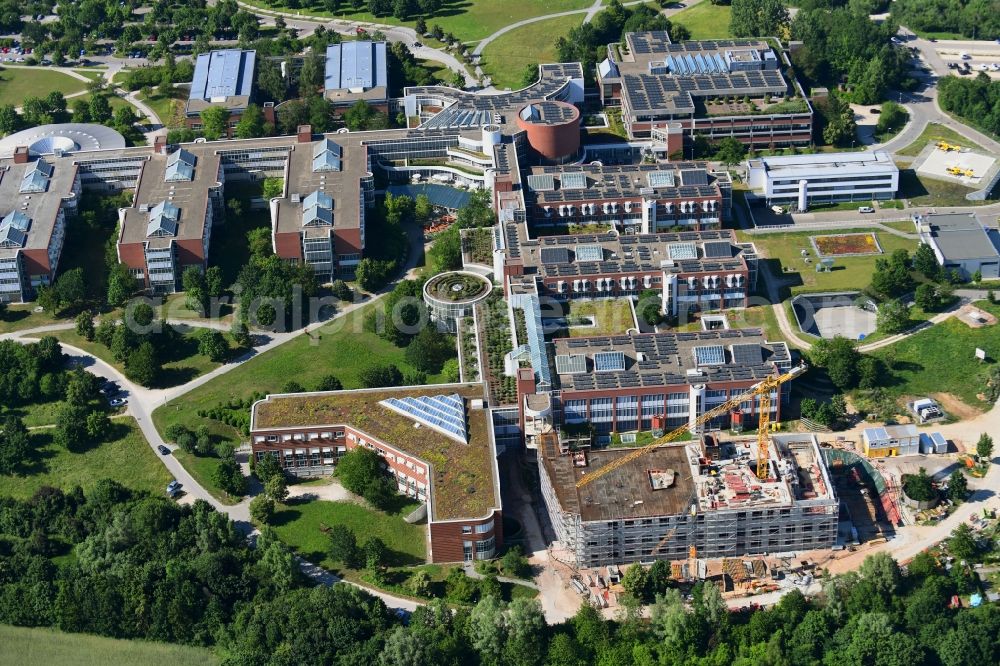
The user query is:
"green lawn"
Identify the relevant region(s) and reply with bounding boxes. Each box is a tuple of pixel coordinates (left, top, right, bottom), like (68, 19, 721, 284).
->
(0, 305, 67, 334)
(563, 298, 637, 337)
(152, 300, 455, 448)
(870, 302, 1000, 410)
(723, 304, 784, 343)
(172, 449, 238, 505)
(480, 14, 584, 89)
(71, 69, 105, 82)
(0, 418, 173, 500)
(0, 67, 88, 107)
(271, 498, 426, 572)
(896, 123, 986, 158)
(52, 327, 228, 388)
(242, 0, 594, 42)
(670, 2, 732, 40)
(0, 624, 217, 666)
(138, 89, 186, 128)
(1, 398, 68, 428)
(739, 228, 919, 296)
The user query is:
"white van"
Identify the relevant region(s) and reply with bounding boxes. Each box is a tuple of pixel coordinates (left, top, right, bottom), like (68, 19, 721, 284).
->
(770, 205, 785, 215)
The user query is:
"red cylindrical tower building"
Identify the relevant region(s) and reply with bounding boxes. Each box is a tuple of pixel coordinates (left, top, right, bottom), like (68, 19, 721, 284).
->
(515, 100, 581, 163)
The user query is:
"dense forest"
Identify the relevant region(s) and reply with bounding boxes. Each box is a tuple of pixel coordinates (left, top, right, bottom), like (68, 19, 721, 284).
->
(938, 73, 1000, 139)
(0, 480, 998, 666)
(892, 0, 1000, 40)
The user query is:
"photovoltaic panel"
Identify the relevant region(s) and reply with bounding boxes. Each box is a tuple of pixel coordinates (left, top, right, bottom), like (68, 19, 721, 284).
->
(540, 247, 571, 265)
(555, 354, 587, 375)
(730, 343, 762, 366)
(575, 244, 603, 262)
(380, 393, 468, 443)
(679, 169, 709, 186)
(594, 351, 626, 372)
(560, 172, 588, 190)
(702, 241, 733, 259)
(694, 345, 726, 366)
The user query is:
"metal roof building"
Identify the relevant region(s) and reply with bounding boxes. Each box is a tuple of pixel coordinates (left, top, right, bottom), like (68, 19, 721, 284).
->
(324, 41, 389, 106)
(916, 213, 1000, 280)
(746, 151, 899, 207)
(186, 49, 257, 116)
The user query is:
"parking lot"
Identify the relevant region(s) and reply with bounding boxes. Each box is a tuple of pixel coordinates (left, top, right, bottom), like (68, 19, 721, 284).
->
(935, 46, 1000, 80)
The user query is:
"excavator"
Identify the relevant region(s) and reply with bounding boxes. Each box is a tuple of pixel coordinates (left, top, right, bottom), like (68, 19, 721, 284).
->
(575, 363, 808, 489)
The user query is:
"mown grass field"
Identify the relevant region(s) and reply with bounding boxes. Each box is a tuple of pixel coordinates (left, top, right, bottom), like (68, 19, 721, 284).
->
(271, 498, 426, 572)
(0, 418, 173, 500)
(480, 14, 584, 89)
(138, 89, 186, 128)
(738, 228, 919, 296)
(242, 0, 594, 42)
(0, 624, 218, 666)
(871, 302, 1000, 410)
(0, 67, 87, 107)
(896, 122, 985, 158)
(152, 300, 455, 449)
(0, 305, 66, 334)
(670, 2, 733, 40)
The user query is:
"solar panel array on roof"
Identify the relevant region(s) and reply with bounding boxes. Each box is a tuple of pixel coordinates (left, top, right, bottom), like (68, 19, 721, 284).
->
(730, 343, 762, 366)
(594, 351, 626, 372)
(190, 50, 256, 102)
(325, 41, 387, 90)
(575, 244, 603, 262)
(694, 345, 726, 366)
(555, 354, 587, 375)
(540, 247, 571, 265)
(379, 393, 468, 443)
(702, 241, 733, 258)
(668, 243, 698, 260)
(527, 174, 555, 192)
(679, 169, 709, 186)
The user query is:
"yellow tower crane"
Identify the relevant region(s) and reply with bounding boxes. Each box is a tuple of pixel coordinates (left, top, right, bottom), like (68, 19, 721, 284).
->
(575, 364, 807, 489)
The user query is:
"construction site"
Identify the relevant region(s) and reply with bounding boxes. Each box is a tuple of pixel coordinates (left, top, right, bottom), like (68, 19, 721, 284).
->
(537, 432, 839, 569)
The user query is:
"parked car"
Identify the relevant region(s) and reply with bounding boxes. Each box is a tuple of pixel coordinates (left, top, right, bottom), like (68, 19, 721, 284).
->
(109, 396, 128, 408)
(770, 205, 785, 215)
(870, 108, 881, 114)
(858, 206, 875, 213)
(157, 445, 171, 455)
(166, 480, 181, 497)
(960, 52, 971, 60)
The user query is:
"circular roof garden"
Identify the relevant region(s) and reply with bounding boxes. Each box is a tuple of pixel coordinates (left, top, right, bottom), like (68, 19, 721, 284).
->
(423, 271, 493, 306)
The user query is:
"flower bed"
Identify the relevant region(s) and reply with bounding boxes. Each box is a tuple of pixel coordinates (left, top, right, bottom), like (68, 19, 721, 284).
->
(811, 232, 883, 257)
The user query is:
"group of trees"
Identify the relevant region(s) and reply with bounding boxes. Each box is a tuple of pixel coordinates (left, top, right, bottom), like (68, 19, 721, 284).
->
(810, 335, 884, 392)
(556, 1, 689, 84)
(791, 5, 912, 104)
(892, 0, 1000, 41)
(2, 478, 1000, 666)
(233, 235, 318, 330)
(333, 447, 398, 510)
(800, 394, 849, 428)
(354, 192, 413, 292)
(427, 189, 497, 275)
(730, 0, 789, 39)
(938, 73, 1000, 140)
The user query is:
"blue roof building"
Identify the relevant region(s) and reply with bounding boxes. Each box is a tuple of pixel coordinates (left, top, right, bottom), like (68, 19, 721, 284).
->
(186, 49, 257, 117)
(324, 41, 389, 107)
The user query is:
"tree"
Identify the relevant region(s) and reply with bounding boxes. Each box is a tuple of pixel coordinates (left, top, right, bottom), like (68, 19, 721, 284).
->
(976, 433, 993, 462)
(0, 104, 20, 135)
(948, 523, 977, 561)
(234, 103, 266, 139)
(621, 563, 648, 601)
(262, 177, 284, 200)
(198, 329, 229, 362)
(715, 136, 747, 167)
(75, 312, 95, 341)
(107, 263, 136, 308)
(811, 336, 861, 390)
(363, 536, 388, 571)
(876, 299, 909, 334)
(85, 410, 111, 441)
(415, 17, 427, 34)
(500, 546, 532, 579)
(205, 266, 224, 298)
(912, 242, 939, 279)
(231, 318, 252, 349)
(331, 279, 352, 301)
(637, 289, 662, 326)
(730, 0, 789, 38)
(183, 265, 208, 314)
(315, 374, 343, 391)
(414, 193, 433, 225)
(871, 250, 912, 297)
(335, 446, 396, 508)
(53, 268, 86, 312)
(358, 363, 404, 388)
(53, 404, 91, 451)
(200, 106, 231, 140)
(355, 257, 395, 292)
(88, 94, 113, 124)
(948, 469, 968, 502)
(328, 524, 360, 567)
(264, 475, 288, 503)
(0, 414, 29, 474)
(124, 341, 160, 386)
(249, 494, 275, 523)
(427, 226, 462, 274)
(469, 594, 507, 661)
(213, 455, 248, 498)
(915, 283, 938, 311)
(343, 100, 388, 131)
(404, 327, 454, 374)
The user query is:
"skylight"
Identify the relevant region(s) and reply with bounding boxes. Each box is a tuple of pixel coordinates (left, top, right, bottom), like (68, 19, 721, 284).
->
(380, 393, 468, 443)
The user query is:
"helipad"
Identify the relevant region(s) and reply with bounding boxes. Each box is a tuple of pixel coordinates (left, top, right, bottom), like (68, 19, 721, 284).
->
(916, 145, 996, 185)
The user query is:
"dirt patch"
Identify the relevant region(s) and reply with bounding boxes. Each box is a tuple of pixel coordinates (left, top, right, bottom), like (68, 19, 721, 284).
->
(956, 304, 998, 329)
(931, 392, 983, 421)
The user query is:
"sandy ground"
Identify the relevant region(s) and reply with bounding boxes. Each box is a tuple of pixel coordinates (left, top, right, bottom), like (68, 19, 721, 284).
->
(287, 478, 357, 503)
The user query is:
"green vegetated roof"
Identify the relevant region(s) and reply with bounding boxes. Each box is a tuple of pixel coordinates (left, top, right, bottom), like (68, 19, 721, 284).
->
(253, 384, 498, 521)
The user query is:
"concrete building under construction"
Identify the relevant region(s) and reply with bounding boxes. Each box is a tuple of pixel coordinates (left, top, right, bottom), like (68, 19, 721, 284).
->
(537, 433, 838, 567)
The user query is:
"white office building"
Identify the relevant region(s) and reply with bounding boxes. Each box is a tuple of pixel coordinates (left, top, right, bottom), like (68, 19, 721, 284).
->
(747, 151, 899, 209)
